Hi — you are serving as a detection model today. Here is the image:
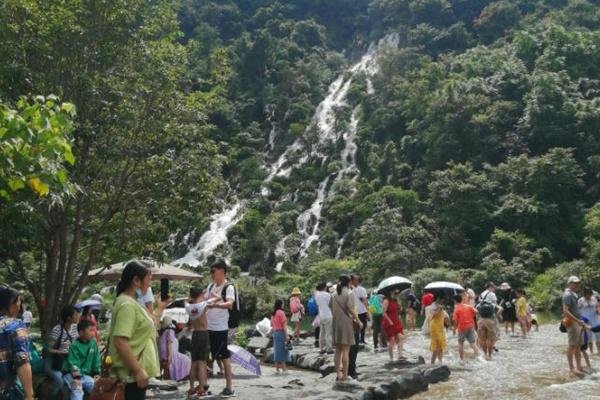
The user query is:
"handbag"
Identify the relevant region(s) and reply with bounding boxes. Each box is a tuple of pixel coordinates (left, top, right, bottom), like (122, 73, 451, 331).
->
(92, 339, 145, 400)
(90, 377, 125, 400)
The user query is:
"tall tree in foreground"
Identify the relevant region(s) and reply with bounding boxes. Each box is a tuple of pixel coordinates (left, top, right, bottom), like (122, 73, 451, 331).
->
(0, 0, 222, 335)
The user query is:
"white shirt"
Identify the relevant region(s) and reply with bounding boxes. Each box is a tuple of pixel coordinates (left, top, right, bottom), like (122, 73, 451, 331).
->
(353, 285, 368, 314)
(314, 290, 332, 320)
(206, 282, 235, 331)
(22, 311, 33, 324)
(185, 301, 208, 322)
(479, 289, 497, 303)
(137, 286, 154, 306)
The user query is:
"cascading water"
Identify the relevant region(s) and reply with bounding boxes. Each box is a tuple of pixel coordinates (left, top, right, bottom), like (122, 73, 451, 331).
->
(290, 33, 400, 258)
(173, 202, 244, 266)
(174, 33, 400, 267)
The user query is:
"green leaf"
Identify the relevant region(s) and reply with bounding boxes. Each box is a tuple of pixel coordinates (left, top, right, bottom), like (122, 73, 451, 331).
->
(8, 178, 25, 191)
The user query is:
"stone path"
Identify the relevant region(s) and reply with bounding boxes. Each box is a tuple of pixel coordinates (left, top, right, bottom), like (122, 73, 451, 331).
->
(148, 332, 450, 400)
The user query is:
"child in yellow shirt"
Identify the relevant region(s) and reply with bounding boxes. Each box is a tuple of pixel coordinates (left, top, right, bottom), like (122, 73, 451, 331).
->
(515, 289, 528, 338)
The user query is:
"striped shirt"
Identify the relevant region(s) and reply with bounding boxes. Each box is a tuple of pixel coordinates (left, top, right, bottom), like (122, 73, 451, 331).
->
(48, 324, 78, 353)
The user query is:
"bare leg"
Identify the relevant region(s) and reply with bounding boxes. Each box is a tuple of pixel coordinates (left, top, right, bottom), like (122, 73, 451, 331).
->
(198, 361, 207, 390)
(221, 358, 233, 391)
(189, 361, 197, 391)
(458, 341, 465, 360)
(341, 346, 350, 380)
(334, 348, 342, 379)
(582, 351, 591, 369)
(397, 334, 404, 358)
(387, 336, 395, 360)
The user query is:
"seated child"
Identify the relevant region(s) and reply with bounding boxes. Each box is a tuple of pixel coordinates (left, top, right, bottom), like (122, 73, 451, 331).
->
(63, 320, 101, 400)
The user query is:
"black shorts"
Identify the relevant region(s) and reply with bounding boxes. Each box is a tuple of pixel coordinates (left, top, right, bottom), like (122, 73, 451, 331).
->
(191, 331, 210, 362)
(209, 330, 230, 360)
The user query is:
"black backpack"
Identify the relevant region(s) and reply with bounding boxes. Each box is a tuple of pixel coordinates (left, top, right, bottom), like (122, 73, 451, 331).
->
(209, 281, 240, 329)
(477, 292, 495, 319)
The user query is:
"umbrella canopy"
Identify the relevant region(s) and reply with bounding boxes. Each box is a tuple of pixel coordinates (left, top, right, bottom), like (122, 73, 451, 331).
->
(424, 281, 465, 297)
(376, 276, 413, 295)
(87, 260, 202, 282)
(75, 299, 103, 310)
(228, 344, 261, 376)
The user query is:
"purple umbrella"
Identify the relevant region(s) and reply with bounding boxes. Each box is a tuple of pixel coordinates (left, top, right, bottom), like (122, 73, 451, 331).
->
(228, 344, 261, 376)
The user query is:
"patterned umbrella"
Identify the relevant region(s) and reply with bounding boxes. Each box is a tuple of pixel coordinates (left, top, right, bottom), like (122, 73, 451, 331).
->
(228, 344, 261, 376)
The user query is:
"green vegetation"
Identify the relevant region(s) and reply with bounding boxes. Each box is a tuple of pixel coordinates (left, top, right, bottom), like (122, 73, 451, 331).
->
(1, 0, 600, 332)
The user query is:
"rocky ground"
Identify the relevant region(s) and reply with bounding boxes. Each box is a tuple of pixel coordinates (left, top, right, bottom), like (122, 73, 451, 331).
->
(147, 331, 450, 400)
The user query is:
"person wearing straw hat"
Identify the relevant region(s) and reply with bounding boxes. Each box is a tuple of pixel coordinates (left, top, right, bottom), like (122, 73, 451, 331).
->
(289, 288, 305, 342)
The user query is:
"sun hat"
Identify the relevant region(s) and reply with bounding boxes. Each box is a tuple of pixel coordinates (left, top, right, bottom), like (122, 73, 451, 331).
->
(291, 287, 302, 295)
(567, 276, 581, 284)
(499, 282, 511, 290)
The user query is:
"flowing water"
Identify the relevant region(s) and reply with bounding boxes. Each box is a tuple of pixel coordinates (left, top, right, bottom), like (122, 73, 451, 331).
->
(174, 34, 400, 266)
(406, 323, 600, 399)
(172, 202, 244, 266)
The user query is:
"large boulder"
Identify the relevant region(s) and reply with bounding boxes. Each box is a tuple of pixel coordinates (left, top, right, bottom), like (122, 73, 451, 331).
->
(363, 370, 428, 399)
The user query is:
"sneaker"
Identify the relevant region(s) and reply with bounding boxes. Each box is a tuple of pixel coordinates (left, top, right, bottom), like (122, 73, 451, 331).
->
(220, 388, 236, 397)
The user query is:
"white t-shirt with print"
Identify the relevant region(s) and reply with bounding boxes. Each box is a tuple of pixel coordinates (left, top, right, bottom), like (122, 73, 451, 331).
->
(353, 285, 368, 314)
(314, 290, 332, 320)
(206, 282, 235, 331)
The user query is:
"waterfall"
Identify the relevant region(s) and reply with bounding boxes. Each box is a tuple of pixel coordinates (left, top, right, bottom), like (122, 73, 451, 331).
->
(293, 33, 400, 257)
(173, 202, 244, 266)
(173, 33, 400, 267)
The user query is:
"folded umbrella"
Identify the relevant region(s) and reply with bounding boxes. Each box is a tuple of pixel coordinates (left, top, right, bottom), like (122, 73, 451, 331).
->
(228, 344, 261, 376)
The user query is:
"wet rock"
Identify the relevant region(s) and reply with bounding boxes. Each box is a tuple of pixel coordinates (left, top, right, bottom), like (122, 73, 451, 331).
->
(297, 353, 327, 370)
(247, 336, 272, 354)
(320, 363, 336, 377)
(333, 380, 363, 393)
(368, 370, 427, 399)
(422, 365, 450, 384)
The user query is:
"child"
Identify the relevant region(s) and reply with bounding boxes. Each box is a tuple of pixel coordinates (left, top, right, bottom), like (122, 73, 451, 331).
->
(185, 287, 212, 397)
(452, 292, 479, 360)
(515, 289, 528, 338)
(429, 294, 447, 364)
(63, 320, 101, 400)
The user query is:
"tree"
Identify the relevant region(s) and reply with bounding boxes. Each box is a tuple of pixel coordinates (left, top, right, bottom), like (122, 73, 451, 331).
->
(0, 1, 221, 335)
(0, 96, 75, 200)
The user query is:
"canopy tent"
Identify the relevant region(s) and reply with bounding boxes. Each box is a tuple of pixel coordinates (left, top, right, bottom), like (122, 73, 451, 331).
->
(87, 260, 202, 282)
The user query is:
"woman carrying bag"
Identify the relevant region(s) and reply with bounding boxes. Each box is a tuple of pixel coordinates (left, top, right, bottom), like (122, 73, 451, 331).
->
(107, 261, 160, 400)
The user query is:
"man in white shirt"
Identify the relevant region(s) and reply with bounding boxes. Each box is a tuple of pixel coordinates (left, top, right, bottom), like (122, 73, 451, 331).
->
(351, 274, 369, 344)
(314, 283, 333, 354)
(22, 306, 33, 328)
(205, 261, 235, 397)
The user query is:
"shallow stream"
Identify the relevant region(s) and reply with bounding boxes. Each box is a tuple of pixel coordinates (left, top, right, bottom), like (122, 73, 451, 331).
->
(407, 322, 600, 399)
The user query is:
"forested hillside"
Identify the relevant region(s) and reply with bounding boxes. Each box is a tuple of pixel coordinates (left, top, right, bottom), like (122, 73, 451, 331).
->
(170, 0, 600, 303)
(1, 0, 600, 321)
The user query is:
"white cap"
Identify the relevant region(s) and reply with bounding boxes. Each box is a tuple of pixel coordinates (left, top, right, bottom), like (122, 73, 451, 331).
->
(567, 276, 581, 284)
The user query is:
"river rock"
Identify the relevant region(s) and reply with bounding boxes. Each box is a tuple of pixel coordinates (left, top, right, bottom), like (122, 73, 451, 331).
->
(422, 365, 450, 384)
(247, 336, 272, 353)
(320, 363, 336, 377)
(297, 353, 327, 370)
(367, 370, 427, 399)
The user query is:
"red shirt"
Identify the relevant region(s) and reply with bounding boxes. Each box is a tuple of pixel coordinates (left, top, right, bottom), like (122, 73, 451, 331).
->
(452, 303, 476, 332)
(421, 292, 434, 308)
(271, 309, 287, 331)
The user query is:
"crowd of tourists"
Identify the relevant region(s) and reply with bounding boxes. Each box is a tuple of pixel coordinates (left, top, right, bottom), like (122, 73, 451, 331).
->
(1, 266, 599, 400)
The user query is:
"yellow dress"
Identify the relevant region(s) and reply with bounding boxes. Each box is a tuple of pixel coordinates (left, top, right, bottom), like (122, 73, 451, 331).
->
(429, 306, 447, 352)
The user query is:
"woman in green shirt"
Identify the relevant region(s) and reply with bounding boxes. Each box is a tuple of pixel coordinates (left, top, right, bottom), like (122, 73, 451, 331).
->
(109, 261, 160, 400)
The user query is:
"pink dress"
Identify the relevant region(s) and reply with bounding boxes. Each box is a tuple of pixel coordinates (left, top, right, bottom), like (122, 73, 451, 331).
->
(158, 329, 191, 381)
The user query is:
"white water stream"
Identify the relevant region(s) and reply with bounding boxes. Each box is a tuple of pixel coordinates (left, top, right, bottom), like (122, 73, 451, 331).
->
(174, 34, 400, 267)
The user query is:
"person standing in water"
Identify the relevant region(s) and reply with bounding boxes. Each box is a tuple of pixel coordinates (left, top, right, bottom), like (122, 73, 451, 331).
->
(578, 287, 600, 354)
(381, 290, 404, 361)
(562, 276, 588, 377)
(429, 294, 447, 364)
(452, 292, 479, 360)
(515, 289, 529, 338)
